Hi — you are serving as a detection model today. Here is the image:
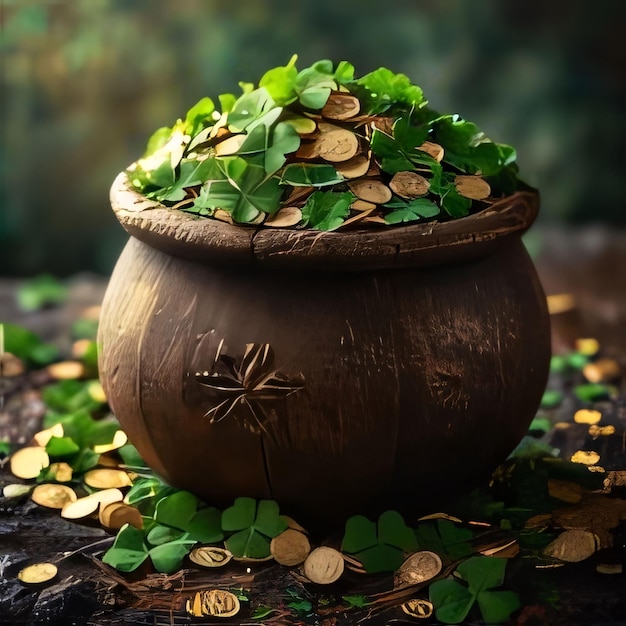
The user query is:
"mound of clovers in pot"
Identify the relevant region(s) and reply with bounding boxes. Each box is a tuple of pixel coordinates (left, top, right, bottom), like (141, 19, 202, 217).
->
(128, 55, 527, 230)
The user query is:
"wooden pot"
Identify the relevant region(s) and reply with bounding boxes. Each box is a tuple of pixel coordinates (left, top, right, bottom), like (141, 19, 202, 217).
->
(99, 172, 550, 527)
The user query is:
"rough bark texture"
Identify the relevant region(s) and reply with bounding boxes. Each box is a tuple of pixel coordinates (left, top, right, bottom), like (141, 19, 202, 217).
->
(110, 171, 540, 270)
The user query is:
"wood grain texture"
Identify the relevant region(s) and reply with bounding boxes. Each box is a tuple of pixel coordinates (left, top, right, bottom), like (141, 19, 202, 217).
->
(99, 189, 551, 526)
(110, 170, 539, 271)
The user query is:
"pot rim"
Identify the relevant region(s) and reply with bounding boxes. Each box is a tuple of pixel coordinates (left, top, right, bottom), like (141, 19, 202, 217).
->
(110, 169, 540, 270)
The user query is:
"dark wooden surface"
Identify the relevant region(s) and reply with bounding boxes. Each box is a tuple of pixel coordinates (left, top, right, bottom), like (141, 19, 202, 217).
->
(1, 226, 626, 625)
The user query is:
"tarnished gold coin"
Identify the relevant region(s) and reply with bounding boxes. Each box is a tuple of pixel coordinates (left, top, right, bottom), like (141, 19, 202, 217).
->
(454, 175, 491, 200)
(401, 598, 434, 619)
(416, 140, 444, 162)
(185, 589, 240, 618)
(321, 93, 360, 120)
(394, 551, 443, 588)
(10, 446, 50, 480)
(570, 450, 601, 465)
(31, 483, 77, 509)
(265, 206, 303, 228)
(270, 528, 311, 566)
(18, 562, 58, 585)
(574, 409, 602, 425)
(303, 546, 344, 584)
(543, 529, 600, 563)
(317, 128, 359, 163)
(189, 546, 233, 568)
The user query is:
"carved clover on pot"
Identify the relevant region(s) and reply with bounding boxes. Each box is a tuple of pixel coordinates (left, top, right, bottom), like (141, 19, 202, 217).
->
(195, 342, 305, 434)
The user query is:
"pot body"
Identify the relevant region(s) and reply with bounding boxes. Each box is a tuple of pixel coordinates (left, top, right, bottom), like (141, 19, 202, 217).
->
(98, 234, 550, 526)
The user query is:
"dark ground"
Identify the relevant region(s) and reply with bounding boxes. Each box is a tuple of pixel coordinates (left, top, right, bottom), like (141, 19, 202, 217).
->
(1, 226, 626, 626)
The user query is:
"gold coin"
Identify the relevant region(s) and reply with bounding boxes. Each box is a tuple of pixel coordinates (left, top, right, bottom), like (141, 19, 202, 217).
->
(401, 598, 434, 619)
(395, 551, 443, 588)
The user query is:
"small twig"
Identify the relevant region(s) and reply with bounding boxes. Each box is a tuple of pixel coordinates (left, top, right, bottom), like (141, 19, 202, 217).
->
(0, 554, 11, 577)
(52, 536, 115, 564)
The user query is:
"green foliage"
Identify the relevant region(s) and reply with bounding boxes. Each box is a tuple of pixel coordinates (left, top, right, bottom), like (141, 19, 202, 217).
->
(547, 456, 606, 491)
(392, 107, 431, 150)
(103, 489, 223, 574)
(287, 599, 313, 614)
(71, 318, 99, 340)
(550, 352, 589, 374)
(353, 67, 425, 115)
(384, 198, 440, 224)
(154, 491, 223, 544)
(429, 556, 520, 624)
(154, 491, 198, 528)
(415, 519, 474, 560)
(574, 383, 612, 402)
(146, 524, 185, 546)
(34, 408, 120, 481)
(295, 58, 354, 109)
(227, 88, 277, 132)
(117, 443, 148, 469)
(259, 55, 355, 110)
(440, 188, 472, 218)
(280, 163, 344, 187)
(149, 539, 196, 574)
(540, 389, 563, 409)
(128, 56, 524, 231)
(341, 510, 418, 573)
(190, 156, 284, 222)
(102, 524, 149, 572)
(259, 55, 299, 106)
(183, 97, 216, 137)
(22, 366, 121, 482)
(44, 408, 117, 449)
(124, 476, 176, 515)
(16, 275, 68, 312)
(527, 416, 552, 434)
(1, 323, 59, 366)
(251, 605, 275, 620)
(369, 125, 430, 175)
(342, 595, 370, 609)
(96, 487, 441, 576)
(103, 519, 194, 575)
(45, 436, 81, 458)
(186, 507, 224, 544)
(42, 379, 104, 415)
(222, 497, 288, 559)
(431, 115, 516, 177)
(301, 191, 354, 231)
(285, 587, 314, 615)
(101, 488, 518, 593)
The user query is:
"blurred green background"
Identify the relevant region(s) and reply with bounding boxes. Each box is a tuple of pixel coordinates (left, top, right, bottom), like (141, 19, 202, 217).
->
(2, 0, 625, 277)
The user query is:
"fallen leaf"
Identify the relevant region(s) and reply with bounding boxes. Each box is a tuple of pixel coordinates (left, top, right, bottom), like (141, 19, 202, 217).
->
(348, 179, 392, 204)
